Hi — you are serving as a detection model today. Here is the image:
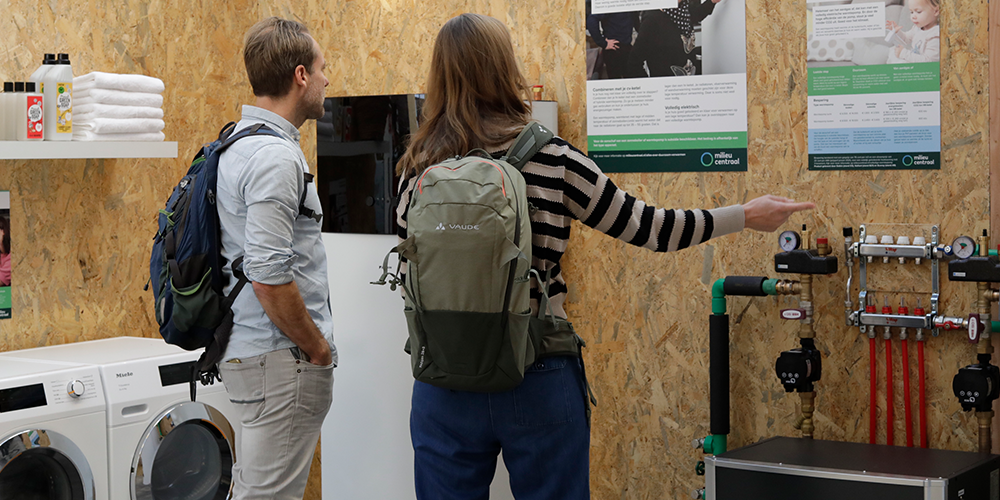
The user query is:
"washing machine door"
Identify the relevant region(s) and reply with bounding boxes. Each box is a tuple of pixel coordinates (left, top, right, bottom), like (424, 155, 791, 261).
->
(132, 401, 235, 500)
(0, 428, 95, 500)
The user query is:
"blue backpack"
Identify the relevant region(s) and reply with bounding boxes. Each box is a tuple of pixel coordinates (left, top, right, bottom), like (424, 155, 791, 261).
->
(149, 122, 317, 395)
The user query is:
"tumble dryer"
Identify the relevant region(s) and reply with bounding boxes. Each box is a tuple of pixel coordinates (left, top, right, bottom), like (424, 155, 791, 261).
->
(4, 337, 239, 500)
(0, 357, 108, 500)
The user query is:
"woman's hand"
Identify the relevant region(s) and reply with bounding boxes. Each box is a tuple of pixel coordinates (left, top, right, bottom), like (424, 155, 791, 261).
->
(743, 195, 815, 232)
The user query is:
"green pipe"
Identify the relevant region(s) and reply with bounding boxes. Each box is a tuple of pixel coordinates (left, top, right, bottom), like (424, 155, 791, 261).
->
(974, 245, 998, 256)
(993, 321, 1000, 333)
(702, 434, 728, 455)
(763, 279, 779, 296)
(712, 278, 727, 315)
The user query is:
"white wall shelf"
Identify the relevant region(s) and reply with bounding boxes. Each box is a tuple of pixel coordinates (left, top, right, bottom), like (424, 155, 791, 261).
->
(0, 141, 178, 159)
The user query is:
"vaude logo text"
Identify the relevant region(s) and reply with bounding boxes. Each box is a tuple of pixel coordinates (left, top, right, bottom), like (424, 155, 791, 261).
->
(436, 223, 480, 231)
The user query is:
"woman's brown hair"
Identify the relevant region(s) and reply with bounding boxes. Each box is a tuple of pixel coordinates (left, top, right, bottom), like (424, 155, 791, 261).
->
(0, 216, 9, 255)
(397, 14, 533, 177)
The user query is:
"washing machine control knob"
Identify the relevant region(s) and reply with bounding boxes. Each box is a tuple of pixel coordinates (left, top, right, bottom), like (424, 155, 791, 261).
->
(67, 380, 86, 398)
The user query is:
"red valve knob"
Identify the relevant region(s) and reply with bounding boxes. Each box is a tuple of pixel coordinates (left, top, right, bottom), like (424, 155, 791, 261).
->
(914, 308, 925, 316)
(882, 306, 892, 314)
(866, 305, 877, 313)
(817, 238, 828, 245)
(898, 307, 909, 315)
(945, 321, 955, 330)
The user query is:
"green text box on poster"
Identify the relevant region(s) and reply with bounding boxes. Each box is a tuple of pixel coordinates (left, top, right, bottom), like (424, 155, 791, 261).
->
(809, 152, 940, 170)
(0, 287, 10, 319)
(589, 132, 748, 152)
(589, 132, 748, 172)
(592, 148, 748, 173)
(808, 63, 940, 96)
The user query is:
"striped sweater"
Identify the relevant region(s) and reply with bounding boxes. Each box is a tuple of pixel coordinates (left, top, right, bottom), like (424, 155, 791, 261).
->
(396, 136, 745, 318)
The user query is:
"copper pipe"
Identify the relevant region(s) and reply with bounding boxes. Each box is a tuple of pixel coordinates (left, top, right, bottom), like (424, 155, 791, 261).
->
(979, 411, 994, 453)
(799, 274, 814, 339)
(800, 392, 816, 438)
(978, 282, 994, 355)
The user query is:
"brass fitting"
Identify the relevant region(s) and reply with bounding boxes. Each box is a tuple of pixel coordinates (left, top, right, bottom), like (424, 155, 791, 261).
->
(799, 274, 815, 339)
(800, 392, 816, 438)
(978, 282, 991, 316)
(817, 240, 831, 256)
(977, 411, 994, 453)
(775, 280, 802, 295)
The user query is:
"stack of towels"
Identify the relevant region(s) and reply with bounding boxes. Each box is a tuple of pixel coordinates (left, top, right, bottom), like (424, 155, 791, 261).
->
(72, 72, 165, 141)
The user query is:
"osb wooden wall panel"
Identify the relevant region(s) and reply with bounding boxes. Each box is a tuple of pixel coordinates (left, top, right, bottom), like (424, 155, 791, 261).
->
(565, 0, 991, 497)
(0, 0, 988, 499)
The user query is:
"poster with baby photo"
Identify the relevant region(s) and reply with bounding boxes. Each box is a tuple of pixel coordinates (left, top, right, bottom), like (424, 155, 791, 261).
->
(585, 0, 748, 172)
(806, 0, 941, 170)
(0, 191, 9, 319)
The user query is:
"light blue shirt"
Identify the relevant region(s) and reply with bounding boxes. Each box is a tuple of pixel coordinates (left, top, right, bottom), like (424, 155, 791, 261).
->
(216, 105, 337, 364)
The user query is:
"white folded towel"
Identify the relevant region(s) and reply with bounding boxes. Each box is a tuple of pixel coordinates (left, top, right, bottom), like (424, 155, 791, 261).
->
(73, 72, 165, 94)
(74, 118, 165, 135)
(74, 103, 163, 119)
(73, 131, 165, 142)
(74, 89, 163, 108)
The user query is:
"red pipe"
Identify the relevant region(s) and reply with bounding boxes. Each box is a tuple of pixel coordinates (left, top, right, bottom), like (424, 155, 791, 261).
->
(901, 339, 913, 447)
(886, 338, 894, 446)
(870, 337, 877, 444)
(918, 340, 928, 448)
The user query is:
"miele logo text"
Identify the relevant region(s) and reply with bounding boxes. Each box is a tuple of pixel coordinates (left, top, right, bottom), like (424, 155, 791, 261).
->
(116, 372, 134, 378)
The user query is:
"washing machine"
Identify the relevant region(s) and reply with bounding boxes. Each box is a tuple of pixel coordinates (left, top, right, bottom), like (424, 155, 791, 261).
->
(0, 357, 108, 500)
(4, 337, 239, 500)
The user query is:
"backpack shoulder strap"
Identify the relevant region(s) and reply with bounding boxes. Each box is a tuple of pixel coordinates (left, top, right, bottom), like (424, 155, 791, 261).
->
(215, 123, 321, 223)
(501, 121, 555, 171)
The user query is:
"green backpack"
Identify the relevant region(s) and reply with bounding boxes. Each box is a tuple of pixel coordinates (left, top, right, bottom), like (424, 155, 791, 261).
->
(374, 122, 553, 392)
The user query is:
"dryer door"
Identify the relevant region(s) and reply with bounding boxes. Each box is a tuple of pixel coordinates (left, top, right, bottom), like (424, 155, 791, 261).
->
(132, 401, 236, 500)
(0, 429, 95, 500)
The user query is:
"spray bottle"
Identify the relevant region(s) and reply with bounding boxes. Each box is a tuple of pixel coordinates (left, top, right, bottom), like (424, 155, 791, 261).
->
(2, 83, 14, 141)
(18, 82, 43, 141)
(0, 83, 7, 141)
(29, 53, 56, 94)
(43, 53, 73, 140)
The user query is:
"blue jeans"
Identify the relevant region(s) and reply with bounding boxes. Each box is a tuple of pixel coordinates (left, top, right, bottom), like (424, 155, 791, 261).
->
(410, 356, 590, 500)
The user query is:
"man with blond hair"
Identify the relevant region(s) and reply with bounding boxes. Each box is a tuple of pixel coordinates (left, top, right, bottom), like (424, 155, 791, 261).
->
(216, 17, 336, 499)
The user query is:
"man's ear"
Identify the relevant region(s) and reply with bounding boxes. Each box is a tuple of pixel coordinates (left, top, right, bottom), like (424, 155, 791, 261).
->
(293, 64, 309, 89)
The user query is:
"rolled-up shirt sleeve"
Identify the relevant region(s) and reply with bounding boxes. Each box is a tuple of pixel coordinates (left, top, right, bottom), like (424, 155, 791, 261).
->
(239, 144, 303, 285)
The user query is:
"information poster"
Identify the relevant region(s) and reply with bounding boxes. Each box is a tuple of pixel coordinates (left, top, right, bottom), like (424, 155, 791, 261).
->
(586, 0, 748, 172)
(0, 191, 9, 320)
(592, 0, 677, 15)
(806, 0, 941, 170)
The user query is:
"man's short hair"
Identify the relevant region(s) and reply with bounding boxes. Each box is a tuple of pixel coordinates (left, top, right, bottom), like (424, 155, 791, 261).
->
(243, 17, 317, 98)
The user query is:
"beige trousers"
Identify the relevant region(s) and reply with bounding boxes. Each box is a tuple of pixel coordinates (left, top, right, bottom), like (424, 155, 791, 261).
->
(220, 347, 334, 500)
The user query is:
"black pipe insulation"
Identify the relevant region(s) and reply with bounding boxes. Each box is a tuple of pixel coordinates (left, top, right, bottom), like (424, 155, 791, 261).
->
(710, 313, 730, 436)
(723, 276, 769, 296)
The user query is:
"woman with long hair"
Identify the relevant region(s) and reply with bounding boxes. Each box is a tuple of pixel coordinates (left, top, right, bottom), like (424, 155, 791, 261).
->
(0, 216, 10, 286)
(396, 13, 813, 499)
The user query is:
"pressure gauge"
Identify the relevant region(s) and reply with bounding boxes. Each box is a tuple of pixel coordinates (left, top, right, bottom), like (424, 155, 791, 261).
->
(952, 236, 976, 259)
(779, 231, 801, 252)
